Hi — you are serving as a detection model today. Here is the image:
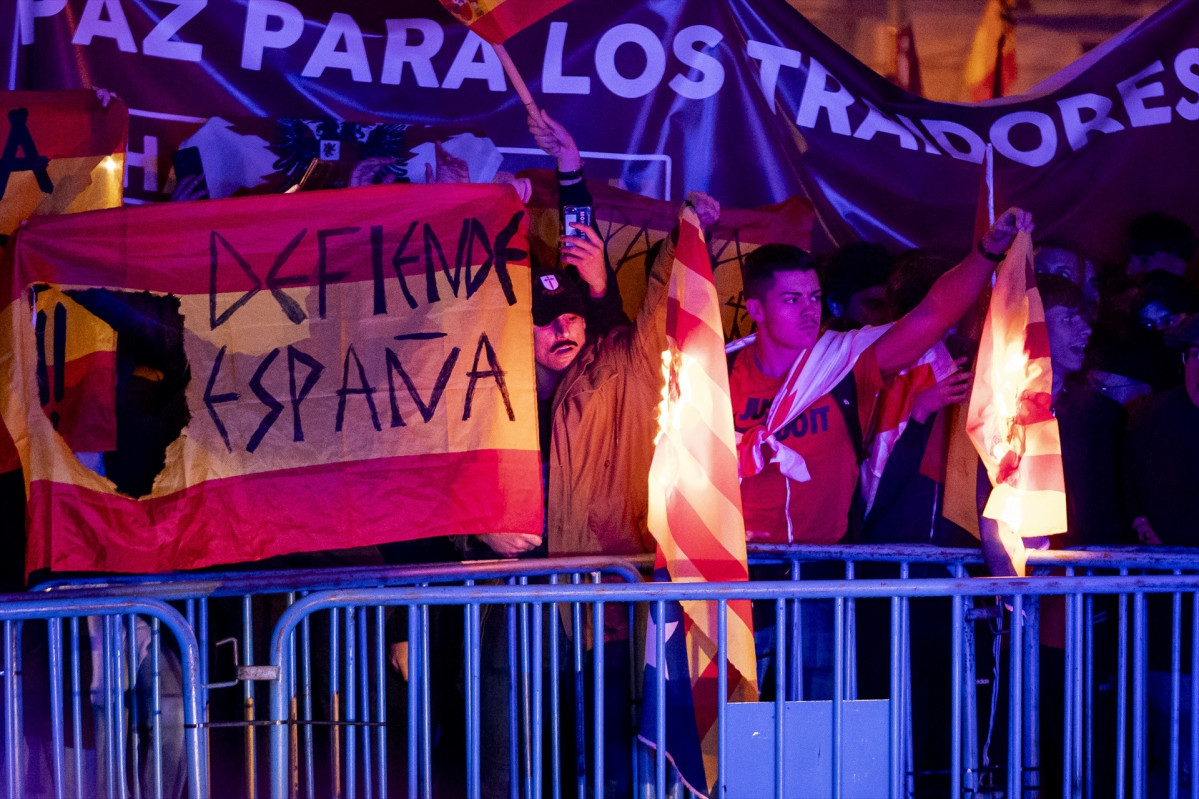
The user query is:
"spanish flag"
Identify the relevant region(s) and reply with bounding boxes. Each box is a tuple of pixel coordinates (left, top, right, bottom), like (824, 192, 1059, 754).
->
(0, 91, 126, 240)
(963, 0, 1017, 102)
(4, 184, 541, 575)
(0, 91, 126, 473)
(438, 0, 573, 43)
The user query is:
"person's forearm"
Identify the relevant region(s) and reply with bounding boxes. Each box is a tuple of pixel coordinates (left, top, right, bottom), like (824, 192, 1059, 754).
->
(557, 175, 592, 210)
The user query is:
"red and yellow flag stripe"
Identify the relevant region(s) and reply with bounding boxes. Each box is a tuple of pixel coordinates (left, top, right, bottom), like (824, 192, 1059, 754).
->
(648, 207, 757, 788)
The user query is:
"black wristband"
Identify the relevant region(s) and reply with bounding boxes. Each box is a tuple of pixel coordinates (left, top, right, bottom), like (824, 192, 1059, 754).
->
(555, 166, 584, 181)
(977, 239, 1005, 262)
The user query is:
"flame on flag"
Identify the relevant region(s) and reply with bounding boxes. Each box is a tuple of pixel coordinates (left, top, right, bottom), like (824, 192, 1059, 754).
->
(642, 206, 757, 795)
(965, 230, 1067, 574)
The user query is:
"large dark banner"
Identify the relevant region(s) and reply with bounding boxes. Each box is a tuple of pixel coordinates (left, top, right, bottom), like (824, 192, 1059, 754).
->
(8, 0, 1199, 261)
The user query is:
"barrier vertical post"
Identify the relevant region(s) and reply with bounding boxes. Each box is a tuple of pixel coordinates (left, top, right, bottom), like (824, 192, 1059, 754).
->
(833, 597, 845, 799)
(1133, 591, 1147, 799)
(951, 583, 964, 799)
(593, 599, 605, 799)
(889, 596, 902, 799)
(345, 609, 357, 799)
(717, 600, 728, 799)
(468, 603, 482, 799)
(1008, 596, 1024, 799)
(331, 608, 342, 799)
(48, 618, 66, 799)
(418, 604, 432, 799)
(774, 597, 785, 799)
(1085, 589, 1095, 799)
(407, 606, 418, 799)
(1117, 587, 1129, 799)
(1171, 589, 1183, 799)
(374, 606, 386, 799)
(532, 596, 543, 799)
(301, 613, 315, 799)
(1024, 596, 1040, 797)
(549, 578, 562, 799)
(356, 608, 372, 799)
(71, 617, 84, 799)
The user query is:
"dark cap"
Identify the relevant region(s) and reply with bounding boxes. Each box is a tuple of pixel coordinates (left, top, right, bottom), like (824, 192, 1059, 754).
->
(531, 267, 585, 327)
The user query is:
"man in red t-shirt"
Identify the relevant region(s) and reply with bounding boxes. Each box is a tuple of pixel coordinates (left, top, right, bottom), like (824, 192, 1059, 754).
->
(731, 208, 1032, 545)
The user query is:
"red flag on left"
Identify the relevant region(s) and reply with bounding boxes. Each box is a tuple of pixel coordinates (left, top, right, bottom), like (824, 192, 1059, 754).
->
(963, 0, 1018, 101)
(0, 91, 127, 472)
(438, 0, 573, 43)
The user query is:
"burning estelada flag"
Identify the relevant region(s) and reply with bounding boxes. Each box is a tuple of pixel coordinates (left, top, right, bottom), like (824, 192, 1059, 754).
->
(641, 206, 757, 795)
(964, 0, 1017, 102)
(2, 183, 541, 575)
(437, 0, 573, 43)
(965, 230, 1067, 574)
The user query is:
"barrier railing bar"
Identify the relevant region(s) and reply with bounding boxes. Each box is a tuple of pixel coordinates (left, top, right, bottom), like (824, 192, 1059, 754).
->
(36, 557, 646, 601)
(258, 576, 1199, 621)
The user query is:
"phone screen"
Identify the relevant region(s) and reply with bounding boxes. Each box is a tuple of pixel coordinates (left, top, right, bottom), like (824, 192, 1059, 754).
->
(173, 146, 204, 179)
(562, 206, 592, 238)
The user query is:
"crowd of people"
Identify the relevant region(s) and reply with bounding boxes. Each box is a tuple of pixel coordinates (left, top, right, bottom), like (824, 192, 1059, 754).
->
(4, 102, 1199, 798)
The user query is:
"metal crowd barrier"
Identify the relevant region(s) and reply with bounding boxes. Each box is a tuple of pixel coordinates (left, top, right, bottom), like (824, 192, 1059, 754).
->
(0, 593, 206, 799)
(745, 543, 1199, 799)
(22, 544, 1199, 799)
(36, 557, 644, 799)
(263, 572, 1199, 799)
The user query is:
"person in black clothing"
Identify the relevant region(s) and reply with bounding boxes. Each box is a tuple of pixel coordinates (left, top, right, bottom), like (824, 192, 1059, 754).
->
(1125, 315, 1199, 797)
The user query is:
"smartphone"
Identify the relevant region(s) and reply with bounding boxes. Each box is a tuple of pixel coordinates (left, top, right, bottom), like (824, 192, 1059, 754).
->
(173, 146, 204, 179)
(562, 205, 592, 245)
(172, 146, 208, 197)
(945, 333, 978, 372)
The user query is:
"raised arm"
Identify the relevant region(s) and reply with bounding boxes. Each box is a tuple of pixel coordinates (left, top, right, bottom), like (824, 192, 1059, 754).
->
(874, 208, 1033, 376)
